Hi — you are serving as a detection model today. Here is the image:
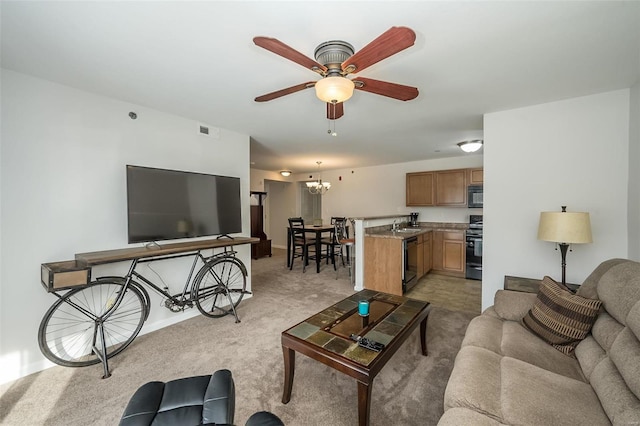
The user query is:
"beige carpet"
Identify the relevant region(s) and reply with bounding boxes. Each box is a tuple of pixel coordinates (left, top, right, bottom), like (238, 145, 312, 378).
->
(0, 249, 476, 425)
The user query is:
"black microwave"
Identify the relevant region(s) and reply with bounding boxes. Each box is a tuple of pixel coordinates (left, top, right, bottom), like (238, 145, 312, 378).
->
(468, 185, 483, 208)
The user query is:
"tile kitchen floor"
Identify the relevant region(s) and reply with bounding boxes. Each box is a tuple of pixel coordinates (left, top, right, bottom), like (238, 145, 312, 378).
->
(406, 273, 482, 315)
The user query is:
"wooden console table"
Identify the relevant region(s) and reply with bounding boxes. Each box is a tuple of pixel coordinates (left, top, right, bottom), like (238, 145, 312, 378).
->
(75, 237, 259, 266)
(43, 237, 258, 293)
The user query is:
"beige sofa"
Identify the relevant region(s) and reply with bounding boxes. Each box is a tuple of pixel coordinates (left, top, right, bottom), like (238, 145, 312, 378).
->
(439, 259, 640, 425)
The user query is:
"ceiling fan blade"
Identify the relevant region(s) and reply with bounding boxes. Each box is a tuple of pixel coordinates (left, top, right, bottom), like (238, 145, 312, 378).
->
(353, 77, 419, 101)
(341, 27, 416, 74)
(255, 82, 316, 102)
(253, 37, 327, 74)
(326, 102, 344, 120)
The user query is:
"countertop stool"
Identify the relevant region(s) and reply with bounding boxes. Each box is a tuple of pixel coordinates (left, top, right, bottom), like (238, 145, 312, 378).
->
(335, 219, 355, 285)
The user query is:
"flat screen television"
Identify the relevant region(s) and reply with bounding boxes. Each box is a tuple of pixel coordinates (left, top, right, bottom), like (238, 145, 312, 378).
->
(126, 165, 242, 243)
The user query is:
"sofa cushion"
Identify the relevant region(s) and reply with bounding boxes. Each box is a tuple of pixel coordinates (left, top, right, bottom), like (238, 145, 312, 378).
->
(590, 357, 640, 424)
(437, 407, 505, 426)
(444, 347, 609, 425)
(609, 327, 640, 398)
(460, 315, 504, 353)
(577, 258, 629, 300)
(595, 261, 640, 325)
(575, 336, 607, 380)
(500, 357, 610, 426)
(628, 300, 640, 340)
(591, 312, 625, 352)
(493, 290, 538, 321)
(444, 346, 503, 420)
(522, 276, 602, 355)
(461, 315, 584, 380)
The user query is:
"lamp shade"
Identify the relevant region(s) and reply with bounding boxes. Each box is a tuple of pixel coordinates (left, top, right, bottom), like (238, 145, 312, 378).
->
(315, 76, 355, 103)
(537, 211, 593, 244)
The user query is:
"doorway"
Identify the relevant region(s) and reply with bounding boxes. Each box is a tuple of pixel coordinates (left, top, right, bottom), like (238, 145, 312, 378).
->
(300, 183, 322, 224)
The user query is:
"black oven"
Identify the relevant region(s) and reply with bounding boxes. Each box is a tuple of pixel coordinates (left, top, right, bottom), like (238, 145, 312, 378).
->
(465, 215, 483, 280)
(403, 236, 418, 293)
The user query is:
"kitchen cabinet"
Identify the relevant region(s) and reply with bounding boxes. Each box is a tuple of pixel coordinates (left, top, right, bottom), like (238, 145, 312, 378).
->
(468, 168, 484, 185)
(407, 168, 478, 207)
(406, 172, 434, 206)
(435, 169, 467, 206)
(364, 236, 404, 295)
(431, 230, 465, 278)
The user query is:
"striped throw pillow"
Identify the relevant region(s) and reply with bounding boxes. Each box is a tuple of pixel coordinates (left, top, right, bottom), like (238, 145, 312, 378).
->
(522, 276, 602, 356)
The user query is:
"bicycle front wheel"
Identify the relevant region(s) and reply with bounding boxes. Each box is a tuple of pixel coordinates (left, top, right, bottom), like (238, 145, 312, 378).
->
(194, 257, 247, 318)
(38, 281, 146, 367)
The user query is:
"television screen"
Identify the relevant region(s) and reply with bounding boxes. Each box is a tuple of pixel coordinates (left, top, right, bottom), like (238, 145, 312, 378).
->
(126, 165, 242, 243)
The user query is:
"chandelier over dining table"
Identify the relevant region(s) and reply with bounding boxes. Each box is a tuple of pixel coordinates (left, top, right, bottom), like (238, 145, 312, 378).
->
(307, 161, 331, 195)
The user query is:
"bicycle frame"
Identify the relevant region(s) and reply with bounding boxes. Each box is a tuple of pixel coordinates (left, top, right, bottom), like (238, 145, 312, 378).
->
(130, 250, 207, 305)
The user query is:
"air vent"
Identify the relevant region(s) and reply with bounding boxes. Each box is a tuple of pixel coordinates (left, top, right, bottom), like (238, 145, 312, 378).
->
(197, 123, 220, 139)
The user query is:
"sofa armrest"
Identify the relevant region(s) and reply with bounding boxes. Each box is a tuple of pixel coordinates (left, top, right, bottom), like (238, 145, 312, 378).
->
(493, 290, 538, 321)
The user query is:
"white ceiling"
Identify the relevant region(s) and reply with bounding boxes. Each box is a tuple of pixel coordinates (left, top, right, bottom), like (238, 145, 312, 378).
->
(2, 1, 639, 173)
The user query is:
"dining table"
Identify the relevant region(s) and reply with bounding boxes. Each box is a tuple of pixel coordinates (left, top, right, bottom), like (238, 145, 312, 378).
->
(286, 224, 334, 273)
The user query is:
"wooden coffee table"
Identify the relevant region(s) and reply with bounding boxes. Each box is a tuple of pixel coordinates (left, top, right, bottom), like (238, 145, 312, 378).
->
(281, 289, 431, 426)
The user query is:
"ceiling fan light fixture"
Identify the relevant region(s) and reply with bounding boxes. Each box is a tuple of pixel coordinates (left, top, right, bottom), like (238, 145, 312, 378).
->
(457, 139, 484, 153)
(280, 170, 292, 177)
(315, 76, 355, 103)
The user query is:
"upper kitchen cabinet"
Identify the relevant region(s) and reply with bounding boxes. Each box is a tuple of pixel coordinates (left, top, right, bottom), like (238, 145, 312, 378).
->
(406, 172, 435, 206)
(435, 169, 467, 206)
(468, 168, 484, 185)
(406, 167, 483, 207)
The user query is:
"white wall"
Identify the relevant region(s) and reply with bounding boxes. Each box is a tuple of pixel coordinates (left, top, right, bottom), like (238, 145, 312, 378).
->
(0, 70, 251, 384)
(629, 82, 640, 260)
(483, 89, 631, 310)
(249, 168, 290, 192)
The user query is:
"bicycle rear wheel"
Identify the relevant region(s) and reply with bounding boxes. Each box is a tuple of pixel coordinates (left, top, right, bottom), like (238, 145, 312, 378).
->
(194, 257, 247, 318)
(38, 281, 146, 367)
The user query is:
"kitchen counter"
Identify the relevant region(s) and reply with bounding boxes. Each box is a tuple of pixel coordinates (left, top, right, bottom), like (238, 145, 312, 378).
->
(350, 214, 411, 221)
(365, 222, 468, 239)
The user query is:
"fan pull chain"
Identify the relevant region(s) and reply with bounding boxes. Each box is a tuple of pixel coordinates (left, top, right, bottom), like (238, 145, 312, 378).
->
(327, 102, 338, 137)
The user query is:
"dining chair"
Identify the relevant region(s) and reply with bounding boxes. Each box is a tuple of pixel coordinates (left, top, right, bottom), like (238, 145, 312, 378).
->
(288, 217, 316, 272)
(325, 217, 346, 269)
(335, 218, 355, 283)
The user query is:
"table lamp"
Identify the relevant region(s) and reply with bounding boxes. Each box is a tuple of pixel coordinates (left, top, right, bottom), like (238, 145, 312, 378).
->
(537, 206, 592, 284)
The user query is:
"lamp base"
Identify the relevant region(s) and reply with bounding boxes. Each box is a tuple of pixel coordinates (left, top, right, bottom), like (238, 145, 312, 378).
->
(559, 243, 569, 285)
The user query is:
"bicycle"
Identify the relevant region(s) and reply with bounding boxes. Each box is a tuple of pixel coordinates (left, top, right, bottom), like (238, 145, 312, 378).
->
(38, 246, 249, 378)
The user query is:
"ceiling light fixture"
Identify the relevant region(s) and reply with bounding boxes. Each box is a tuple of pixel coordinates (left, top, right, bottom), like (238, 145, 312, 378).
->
(315, 76, 355, 103)
(306, 161, 331, 195)
(280, 170, 292, 177)
(457, 139, 484, 153)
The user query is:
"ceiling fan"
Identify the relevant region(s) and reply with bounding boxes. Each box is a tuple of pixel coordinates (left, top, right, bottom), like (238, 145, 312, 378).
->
(253, 26, 419, 120)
